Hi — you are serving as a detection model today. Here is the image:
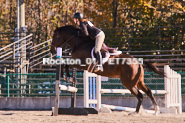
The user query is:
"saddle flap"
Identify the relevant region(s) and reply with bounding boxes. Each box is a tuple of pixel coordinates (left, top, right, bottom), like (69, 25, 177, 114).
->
(91, 47, 110, 64)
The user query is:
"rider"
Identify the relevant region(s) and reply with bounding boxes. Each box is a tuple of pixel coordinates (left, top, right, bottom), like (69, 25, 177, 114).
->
(73, 12, 104, 72)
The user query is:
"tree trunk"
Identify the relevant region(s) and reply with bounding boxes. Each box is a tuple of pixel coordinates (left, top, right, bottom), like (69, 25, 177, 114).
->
(112, 0, 118, 28)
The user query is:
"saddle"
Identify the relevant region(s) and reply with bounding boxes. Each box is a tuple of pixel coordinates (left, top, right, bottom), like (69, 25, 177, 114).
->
(88, 43, 122, 72)
(92, 43, 122, 64)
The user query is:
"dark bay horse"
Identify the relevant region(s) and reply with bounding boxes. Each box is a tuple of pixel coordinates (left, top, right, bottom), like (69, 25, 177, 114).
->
(50, 25, 165, 115)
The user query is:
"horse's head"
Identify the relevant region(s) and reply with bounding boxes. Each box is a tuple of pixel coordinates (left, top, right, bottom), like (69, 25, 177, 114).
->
(50, 25, 79, 55)
(50, 27, 60, 54)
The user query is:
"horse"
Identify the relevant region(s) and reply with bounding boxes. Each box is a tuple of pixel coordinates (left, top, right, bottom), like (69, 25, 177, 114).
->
(50, 25, 165, 115)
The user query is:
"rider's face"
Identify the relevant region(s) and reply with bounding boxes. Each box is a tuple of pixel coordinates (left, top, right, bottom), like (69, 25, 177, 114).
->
(73, 18, 80, 25)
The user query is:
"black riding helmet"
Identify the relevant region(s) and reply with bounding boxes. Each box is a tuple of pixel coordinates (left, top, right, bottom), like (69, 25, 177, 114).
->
(73, 12, 83, 19)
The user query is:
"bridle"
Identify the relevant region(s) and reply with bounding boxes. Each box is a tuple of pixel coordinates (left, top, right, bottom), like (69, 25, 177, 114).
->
(51, 31, 77, 48)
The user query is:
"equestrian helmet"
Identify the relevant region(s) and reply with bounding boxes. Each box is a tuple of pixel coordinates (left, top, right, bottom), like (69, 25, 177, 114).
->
(73, 12, 83, 19)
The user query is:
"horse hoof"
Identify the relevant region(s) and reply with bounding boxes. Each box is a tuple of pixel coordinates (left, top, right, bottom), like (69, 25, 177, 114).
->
(154, 106, 160, 116)
(63, 75, 70, 83)
(66, 77, 70, 83)
(63, 75, 67, 81)
(94, 66, 103, 72)
(94, 69, 100, 72)
(128, 111, 139, 116)
(70, 77, 77, 83)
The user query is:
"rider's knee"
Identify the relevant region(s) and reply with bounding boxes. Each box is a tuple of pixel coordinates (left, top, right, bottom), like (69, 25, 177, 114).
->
(94, 48, 98, 53)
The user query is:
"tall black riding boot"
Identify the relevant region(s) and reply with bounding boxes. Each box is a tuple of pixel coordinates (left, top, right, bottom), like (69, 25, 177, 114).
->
(94, 51, 103, 72)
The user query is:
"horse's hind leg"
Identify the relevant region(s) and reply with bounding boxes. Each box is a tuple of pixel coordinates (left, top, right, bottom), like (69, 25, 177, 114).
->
(138, 82, 159, 115)
(128, 86, 143, 115)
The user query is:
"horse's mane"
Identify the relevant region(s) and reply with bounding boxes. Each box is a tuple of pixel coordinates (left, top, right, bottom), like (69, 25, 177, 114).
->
(54, 25, 95, 43)
(54, 25, 80, 33)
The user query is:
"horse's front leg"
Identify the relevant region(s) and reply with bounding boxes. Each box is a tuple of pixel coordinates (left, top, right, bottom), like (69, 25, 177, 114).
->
(63, 65, 71, 83)
(60, 64, 64, 79)
(60, 64, 70, 82)
(63, 65, 78, 83)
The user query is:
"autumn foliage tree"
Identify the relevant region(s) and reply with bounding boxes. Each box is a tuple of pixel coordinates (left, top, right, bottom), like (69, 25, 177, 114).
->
(0, 0, 184, 49)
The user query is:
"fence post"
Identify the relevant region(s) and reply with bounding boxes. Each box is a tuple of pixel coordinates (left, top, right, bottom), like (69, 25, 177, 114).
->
(13, 43, 15, 72)
(164, 65, 169, 108)
(178, 74, 182, 114)
(7, 75, 9, 97)
(0, 84, 1, 96)
(0, 33, 1, 48)
(71, 68, 77, 108)
(83, 70, 89, 107)
(53, 47, 62, 116)
(4, 67, 6, 75)
(96, 75, 101, 111)
(27, 48, 31, 73)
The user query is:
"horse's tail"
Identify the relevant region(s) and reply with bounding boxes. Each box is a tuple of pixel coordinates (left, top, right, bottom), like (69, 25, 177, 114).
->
(143, 61, 166, 77)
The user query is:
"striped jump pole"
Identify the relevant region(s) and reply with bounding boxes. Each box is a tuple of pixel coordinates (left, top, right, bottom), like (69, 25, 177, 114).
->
(59, 85, 78, 93)
(53, 47, 62, 116)
(101, 104, 160, 114)
(71, 68, 77, 108)
(100, 89, 167, 94)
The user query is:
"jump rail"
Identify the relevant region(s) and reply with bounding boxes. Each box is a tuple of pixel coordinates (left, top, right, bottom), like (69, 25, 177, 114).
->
(59, 85, 78, 93)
